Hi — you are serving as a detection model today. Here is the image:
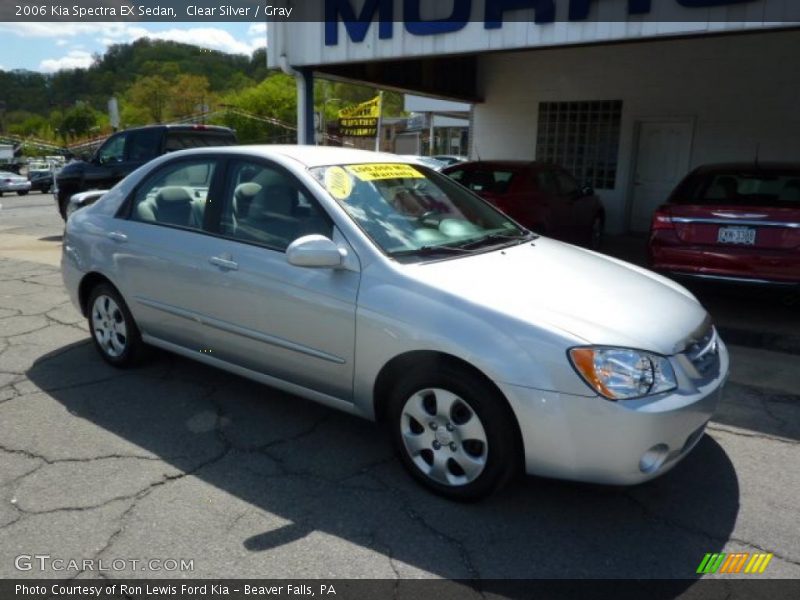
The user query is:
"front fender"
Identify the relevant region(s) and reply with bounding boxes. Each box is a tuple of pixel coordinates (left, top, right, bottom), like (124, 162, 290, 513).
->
(351, 267, 592, 418)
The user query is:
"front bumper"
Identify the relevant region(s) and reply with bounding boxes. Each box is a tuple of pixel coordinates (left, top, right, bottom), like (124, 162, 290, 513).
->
(499, 340, 729, 485)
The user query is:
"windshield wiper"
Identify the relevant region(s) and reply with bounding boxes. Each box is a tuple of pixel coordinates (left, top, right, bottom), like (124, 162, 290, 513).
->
(457, 230, 536, 250)
(392, 244, 478, 258)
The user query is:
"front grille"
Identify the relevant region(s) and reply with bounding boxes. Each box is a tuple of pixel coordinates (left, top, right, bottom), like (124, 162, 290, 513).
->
(683, 324, 720, 377)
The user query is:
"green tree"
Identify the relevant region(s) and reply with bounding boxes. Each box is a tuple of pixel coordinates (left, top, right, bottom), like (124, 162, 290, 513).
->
(171, 74, 211, 118)
(60, 102, 98, 139)
(127, 75, 170, 123)
(214, 73, 297, 143)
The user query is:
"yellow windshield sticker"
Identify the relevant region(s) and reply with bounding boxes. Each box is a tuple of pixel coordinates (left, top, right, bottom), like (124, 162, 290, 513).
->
(324, 166, 353, 200)
(346, 163, 424, 181)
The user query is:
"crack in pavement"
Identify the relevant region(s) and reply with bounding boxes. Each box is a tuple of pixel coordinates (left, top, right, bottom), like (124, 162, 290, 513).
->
(401, 503, 483, 582)
(0, 444, 179, 465)
(707, 423, 798, 446)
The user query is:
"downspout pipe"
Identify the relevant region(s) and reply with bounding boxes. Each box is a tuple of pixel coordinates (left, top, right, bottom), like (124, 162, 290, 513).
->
(279, 54, 315, 146)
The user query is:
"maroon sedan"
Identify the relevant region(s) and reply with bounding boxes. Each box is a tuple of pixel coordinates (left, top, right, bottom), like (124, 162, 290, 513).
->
(649, 163, 800, 287)
(442, 161, 605, 249)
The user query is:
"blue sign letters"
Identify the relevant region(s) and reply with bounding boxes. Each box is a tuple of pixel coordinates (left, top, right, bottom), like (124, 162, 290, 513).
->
(325, 0, 757, 46)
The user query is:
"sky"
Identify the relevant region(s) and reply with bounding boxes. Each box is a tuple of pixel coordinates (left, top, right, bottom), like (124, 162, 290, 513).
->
(0, 22, 267, 72)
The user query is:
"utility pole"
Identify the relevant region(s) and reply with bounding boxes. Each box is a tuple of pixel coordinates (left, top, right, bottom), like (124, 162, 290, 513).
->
(374, 91, 384, 152)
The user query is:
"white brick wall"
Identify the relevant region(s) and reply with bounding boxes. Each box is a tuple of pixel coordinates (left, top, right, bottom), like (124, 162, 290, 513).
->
(472, 29, 800, 233)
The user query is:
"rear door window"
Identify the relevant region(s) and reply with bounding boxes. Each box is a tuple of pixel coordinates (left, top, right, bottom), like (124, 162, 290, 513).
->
(130, 158, 217, 231)
(126, 129, 162, 162)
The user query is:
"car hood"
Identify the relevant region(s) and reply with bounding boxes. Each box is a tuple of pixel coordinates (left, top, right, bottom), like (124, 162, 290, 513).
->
(403, 237, 708, 355)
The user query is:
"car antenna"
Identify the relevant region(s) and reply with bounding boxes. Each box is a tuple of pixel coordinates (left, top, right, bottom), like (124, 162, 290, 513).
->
(754, 143, 761, 170)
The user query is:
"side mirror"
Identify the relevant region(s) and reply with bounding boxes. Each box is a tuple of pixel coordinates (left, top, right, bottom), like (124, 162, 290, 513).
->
(286, 235, 345, 269)
(66, 190, 108, 219)
(581, 184, 595, 197)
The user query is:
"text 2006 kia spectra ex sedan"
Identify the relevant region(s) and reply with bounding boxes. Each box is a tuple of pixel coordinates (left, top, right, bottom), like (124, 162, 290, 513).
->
(61, 146, 729, 500)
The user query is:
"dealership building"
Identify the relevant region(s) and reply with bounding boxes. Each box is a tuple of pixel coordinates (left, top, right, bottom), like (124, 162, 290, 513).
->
(268, 1, 800, 233)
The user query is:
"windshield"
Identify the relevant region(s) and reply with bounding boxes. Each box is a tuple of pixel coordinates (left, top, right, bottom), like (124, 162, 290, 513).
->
(310, 162, 530, 260)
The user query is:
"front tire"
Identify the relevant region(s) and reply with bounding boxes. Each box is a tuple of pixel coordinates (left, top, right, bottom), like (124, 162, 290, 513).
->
(17, 190, 28, 196)
(387, 364, 520, 501)
(87, 283, 144, 368)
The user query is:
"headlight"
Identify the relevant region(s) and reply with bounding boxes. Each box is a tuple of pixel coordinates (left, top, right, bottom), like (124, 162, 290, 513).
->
(568, 347, 677, 400)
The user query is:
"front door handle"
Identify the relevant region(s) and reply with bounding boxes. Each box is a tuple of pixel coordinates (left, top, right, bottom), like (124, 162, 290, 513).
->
(209, 255, 239, 271)
(107, 231, 127, 243)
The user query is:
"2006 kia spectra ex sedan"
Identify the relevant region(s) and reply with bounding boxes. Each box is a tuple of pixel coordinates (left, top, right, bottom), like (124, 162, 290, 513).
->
(62, 146, 729, 500)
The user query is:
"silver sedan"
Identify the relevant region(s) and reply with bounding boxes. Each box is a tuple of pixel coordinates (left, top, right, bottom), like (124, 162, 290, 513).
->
(62, 146, 728, 500)
(0, 171, 32, 196)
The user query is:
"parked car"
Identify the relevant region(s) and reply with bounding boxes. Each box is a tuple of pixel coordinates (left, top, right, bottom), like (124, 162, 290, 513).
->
(0, 171, 31, 196)
(433, 155, 468, 166)
(29, 170, 54, 193)
(649, 163, 800, 287)
(442, 161, 605, 249)
(62, 146, 728, 500)
(55, 124, 237, 219)
(27, 159, 59, 193)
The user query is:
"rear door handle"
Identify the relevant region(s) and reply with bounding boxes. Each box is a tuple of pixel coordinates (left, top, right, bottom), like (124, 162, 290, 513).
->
(209, 256, 239, 271)
(107, 231, 127, 243)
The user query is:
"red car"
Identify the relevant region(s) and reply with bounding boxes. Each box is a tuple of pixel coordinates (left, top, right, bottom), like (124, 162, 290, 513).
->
(442, 161, 605, 249)
(649, 163, 800, 287)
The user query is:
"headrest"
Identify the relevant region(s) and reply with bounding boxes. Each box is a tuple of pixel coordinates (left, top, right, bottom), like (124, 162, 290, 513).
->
(155, 186, 193, 205)
(235, 182, 262, 198)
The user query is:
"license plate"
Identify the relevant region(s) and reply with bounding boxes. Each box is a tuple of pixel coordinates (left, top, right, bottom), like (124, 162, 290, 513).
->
(717, 226, 756, 245)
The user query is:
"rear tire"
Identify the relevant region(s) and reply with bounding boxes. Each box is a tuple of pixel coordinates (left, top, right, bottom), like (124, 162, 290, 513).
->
(387, 363, 521, 501)
(17, 190, 28, 196)
(87, 283, 145, 368)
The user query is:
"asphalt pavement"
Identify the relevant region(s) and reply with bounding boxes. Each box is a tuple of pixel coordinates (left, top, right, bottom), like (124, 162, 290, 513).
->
(0, 192, 798, 583)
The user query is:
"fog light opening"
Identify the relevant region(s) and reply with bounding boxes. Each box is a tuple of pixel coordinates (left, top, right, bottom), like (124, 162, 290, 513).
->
(639, 444, 669, 474)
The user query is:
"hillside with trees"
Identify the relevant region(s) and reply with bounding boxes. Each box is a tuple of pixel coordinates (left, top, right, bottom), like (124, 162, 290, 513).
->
(0, 38, 403, 149)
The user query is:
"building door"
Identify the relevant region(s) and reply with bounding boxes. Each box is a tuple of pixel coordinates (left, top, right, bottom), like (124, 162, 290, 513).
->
(629, 120, 694, 232)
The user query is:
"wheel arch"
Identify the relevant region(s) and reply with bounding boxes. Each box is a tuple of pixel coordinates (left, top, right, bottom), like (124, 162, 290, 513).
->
(372, 350, 524, 453)
(78, 272, 118, 317)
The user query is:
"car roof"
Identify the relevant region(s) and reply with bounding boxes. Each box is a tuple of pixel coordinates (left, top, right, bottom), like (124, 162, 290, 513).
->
(443, 160, 554, 171)
(169, 145, 420, 169)
(693, 162, 800, 173)
(121, 124, 235, 134)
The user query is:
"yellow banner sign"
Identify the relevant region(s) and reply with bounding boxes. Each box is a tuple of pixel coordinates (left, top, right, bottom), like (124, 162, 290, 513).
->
(338, 96, 381, 137)
(338, 96, 381, 119)
(346, 163, 424, 181)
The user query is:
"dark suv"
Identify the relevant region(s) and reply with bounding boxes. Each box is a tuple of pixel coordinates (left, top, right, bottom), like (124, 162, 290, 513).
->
(55, 124, 237, 218)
